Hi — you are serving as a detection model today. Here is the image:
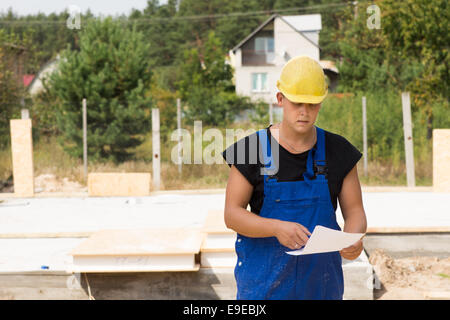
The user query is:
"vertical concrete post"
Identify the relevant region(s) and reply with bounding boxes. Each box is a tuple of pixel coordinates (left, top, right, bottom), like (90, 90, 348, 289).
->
(152, 108, 160, 191)
(82, 98, 88, 182)
(177, 98, 182, 174)
(10, 119, 34, 197)
(21, 109, 29, 119)
(362, 96, 368, 177)
(401, 92, 415, 187)
(433, 129, 450, 192)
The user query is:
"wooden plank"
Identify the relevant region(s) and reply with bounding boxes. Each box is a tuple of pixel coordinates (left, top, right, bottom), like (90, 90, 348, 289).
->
(70, 229, 203, 273)
(202, 210, 234, 234)
(433, 129, 450, 192)
(70, 257, 200, 273)
(70, 229, 204, 256)
(88, 173, 150, 197)
(201, 247, 235, 253)
(0, 232, 92, 239)
(366, 226, 450, 234)
(201, 233, 236, 251)
(10, 119, 34, 197)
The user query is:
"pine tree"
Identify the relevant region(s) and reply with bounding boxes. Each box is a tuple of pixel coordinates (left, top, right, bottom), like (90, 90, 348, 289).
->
(48, 18, 154, 163)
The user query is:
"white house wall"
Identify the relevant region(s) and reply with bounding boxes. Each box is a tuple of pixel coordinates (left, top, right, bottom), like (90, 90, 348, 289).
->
(234, 60, 282, 105)
(274, 17, 320, 61)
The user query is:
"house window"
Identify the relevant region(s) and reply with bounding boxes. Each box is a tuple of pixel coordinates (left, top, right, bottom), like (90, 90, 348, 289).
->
(254, 37, 275, 64)
(252, 73, 268, 92)
(255, 37, 274, 53)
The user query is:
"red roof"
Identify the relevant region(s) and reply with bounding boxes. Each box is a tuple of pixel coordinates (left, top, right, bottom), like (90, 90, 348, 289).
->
(23, 74, 34, 87)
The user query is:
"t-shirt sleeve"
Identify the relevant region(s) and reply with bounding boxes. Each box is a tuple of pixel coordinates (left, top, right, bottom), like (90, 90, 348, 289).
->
(222, 134, 260, 187)
(336, 135, 363, 180)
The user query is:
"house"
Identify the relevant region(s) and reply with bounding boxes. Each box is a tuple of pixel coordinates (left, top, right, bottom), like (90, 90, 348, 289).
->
(1, 42, 28, 86)
(28, 56, 60, 96)
(229, 14, 338, 119)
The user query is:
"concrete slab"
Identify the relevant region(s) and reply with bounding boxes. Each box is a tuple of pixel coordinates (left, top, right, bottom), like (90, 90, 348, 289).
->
(1, 192, 449, 237)
(0, 190, 448, 299)
(336, 192, 450, 230)
(364, 234, 450, 259)
(342, 251, 374, 300)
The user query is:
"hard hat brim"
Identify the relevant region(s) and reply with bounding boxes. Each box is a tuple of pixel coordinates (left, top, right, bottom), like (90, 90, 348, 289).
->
(280, 90, 328, 104)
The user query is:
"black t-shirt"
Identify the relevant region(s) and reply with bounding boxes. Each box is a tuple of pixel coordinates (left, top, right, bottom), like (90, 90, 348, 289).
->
(222, 125, 362, 214)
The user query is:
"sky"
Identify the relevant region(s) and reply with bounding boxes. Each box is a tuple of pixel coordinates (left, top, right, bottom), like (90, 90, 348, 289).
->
(0, 0, 159, 17)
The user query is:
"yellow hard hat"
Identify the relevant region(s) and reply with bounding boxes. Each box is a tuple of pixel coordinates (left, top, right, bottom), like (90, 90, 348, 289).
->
(276, 55, 328, 104)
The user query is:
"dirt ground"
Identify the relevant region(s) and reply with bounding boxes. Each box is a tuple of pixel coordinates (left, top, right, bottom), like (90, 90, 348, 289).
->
(369, 249, 450, 300)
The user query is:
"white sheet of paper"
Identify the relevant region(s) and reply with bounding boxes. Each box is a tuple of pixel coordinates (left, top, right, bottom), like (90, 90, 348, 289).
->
(286, 225, 364, 256)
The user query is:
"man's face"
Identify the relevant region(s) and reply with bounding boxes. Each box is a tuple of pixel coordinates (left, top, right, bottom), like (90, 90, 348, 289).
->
(276, 92, 321, 134)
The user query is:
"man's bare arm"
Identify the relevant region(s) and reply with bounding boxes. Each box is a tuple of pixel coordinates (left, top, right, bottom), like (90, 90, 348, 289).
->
(338, 165, 367, 260)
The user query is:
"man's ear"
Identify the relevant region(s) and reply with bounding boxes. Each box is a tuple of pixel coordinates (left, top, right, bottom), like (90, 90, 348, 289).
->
(276, 92, 283, 106)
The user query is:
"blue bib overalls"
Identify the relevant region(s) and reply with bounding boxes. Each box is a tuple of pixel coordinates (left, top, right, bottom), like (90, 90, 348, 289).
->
(235, 126, 344, 300)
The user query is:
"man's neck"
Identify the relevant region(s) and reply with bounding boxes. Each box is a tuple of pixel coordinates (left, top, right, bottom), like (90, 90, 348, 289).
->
(270, 122, 317, 154)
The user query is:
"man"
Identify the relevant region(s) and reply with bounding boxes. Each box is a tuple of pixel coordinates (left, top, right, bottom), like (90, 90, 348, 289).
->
(222, 55, 367, 300)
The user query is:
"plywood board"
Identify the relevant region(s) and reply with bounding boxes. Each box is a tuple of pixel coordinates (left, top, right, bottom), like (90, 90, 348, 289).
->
(70, 228, 203, 272)
(201, 233, 236, 252)
(366, 226, 450, 234)
(433, 129, 450, 192)
(203, 210, 234, 234)
(71, 228, 203, 256)
(88, 173, 151, 196)
(10, 119, 34, 197)
(70, 256, 200, 273)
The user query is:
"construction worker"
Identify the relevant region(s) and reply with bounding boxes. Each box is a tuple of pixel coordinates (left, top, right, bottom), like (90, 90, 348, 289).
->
(222, 55, 367, 300)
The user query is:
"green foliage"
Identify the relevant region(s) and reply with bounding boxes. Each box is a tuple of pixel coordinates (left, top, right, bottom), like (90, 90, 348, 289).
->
(317, 91, 450, 164)
(0, 29, 27, 148)
(382, 0, 449, 137)
(248, 100, 271, 127)
(47, 18, 154, 163)
(1, 0, 447, 167)
(177, 31, 253, 126)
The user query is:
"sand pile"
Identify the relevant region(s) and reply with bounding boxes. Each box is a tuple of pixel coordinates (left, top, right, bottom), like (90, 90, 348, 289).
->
(369, 249, 450, 299)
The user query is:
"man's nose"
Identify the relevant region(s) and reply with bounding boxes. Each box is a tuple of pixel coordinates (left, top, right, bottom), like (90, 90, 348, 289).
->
(298, 104, 309, 114)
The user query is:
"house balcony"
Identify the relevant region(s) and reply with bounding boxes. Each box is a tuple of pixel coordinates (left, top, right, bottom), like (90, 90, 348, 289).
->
(241, 50, 275, 66)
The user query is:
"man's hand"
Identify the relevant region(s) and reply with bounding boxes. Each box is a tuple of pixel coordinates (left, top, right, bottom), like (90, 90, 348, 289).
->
(340, 239, 364, 260)
(273, 220, 311, 250)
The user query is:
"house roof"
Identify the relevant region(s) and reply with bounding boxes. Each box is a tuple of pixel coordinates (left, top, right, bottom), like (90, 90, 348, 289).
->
(231, 14, 322, 53)
(23, 74, 35, 87)
(281, 14, 322, 32)
(319, 60, 339, 74)
(28, 56, 60, 95)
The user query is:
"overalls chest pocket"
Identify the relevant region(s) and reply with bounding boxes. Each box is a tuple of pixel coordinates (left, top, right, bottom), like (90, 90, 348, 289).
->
(272, 194, 320, 208)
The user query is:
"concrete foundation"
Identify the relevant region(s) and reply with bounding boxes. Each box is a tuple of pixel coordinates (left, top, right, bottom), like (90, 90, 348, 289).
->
(364, 233, 450, 259)
(0, 251, 372, 300)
